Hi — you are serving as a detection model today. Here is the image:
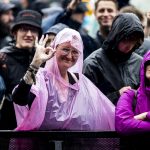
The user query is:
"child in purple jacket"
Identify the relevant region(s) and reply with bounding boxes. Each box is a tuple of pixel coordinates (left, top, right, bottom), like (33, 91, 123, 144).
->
(115, 50, 150, 134)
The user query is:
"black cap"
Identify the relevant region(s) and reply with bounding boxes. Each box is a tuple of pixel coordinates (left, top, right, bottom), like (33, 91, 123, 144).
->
(11, 9, 42, 35)
(0, 2, 15, 14)
(74, 3, 88, 13)
(44, 23, 69, 35)
(62, 0, 88, 13)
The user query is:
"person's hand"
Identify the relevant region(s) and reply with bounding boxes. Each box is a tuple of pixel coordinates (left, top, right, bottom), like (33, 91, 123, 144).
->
(119, 86, 131, 95)
(134, 112, 148, 120)
(67, 0, 81, 11)
(31, 35, 56, 68)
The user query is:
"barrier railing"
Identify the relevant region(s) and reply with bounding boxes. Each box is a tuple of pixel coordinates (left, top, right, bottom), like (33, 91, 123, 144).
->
(0, 131, 150, 150)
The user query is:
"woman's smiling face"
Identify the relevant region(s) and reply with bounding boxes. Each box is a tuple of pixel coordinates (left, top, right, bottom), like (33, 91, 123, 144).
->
(55, 42, 80, 70)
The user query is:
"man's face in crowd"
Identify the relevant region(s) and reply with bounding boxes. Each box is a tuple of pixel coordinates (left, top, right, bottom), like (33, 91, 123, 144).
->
(95, 0, 118, 27)
(0, 10, 14, 27)
(15, 25, 39, 49)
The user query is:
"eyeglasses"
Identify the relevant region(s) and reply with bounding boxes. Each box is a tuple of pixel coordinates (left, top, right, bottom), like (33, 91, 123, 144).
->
(60, 48, 80, 57)
(19, 26, 39, 34)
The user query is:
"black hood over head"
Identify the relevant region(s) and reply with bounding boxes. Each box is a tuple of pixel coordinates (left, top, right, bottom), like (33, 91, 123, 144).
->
(102, 13, 144, 62)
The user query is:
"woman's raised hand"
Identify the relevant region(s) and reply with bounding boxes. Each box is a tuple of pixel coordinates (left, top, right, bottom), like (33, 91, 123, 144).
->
(31, 35, 56, 68)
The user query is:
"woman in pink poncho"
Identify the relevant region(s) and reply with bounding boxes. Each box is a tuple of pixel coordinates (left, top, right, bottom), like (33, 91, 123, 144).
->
(12, 28, 115, 131)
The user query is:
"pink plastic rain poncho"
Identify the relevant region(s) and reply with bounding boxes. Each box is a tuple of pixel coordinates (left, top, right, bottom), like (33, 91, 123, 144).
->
(14, 28, 115, 131)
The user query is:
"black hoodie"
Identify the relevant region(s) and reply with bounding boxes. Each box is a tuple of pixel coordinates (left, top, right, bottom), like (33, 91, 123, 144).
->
(0, 44, 34, 129)
(83, 13, 144, 104)
(0, 43, 34, 94)
(102, 13, 144, 63)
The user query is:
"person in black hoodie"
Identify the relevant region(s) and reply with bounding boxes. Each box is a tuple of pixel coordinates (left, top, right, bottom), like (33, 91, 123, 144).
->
(83, 13, 144, 105)
(119, 5, 150, 57)
(0, 10, 42, 130)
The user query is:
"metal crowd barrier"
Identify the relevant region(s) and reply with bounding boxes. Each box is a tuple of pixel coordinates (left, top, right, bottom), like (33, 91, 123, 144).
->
(0, 131, 150, 150)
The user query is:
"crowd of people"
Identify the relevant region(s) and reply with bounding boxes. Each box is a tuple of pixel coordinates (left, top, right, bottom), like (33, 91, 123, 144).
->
(0, 0, 150, 143)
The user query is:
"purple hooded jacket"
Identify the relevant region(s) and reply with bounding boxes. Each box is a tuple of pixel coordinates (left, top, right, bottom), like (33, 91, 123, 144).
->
(115, 51, 150, 134)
